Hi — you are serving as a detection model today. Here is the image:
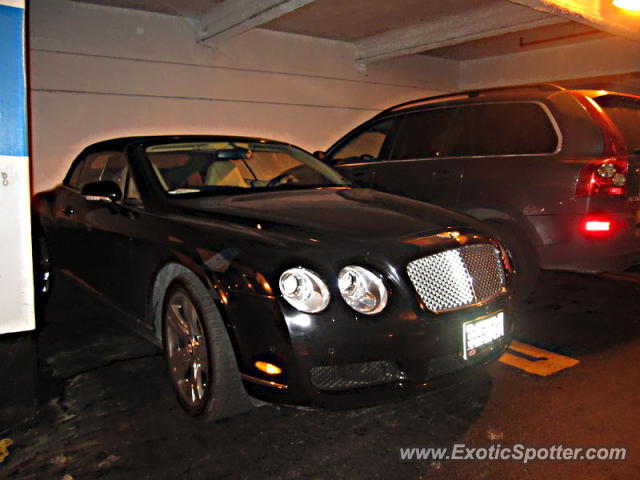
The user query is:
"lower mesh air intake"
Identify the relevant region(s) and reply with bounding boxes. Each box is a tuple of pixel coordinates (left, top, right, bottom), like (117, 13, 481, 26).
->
(310, 360, 401, 391)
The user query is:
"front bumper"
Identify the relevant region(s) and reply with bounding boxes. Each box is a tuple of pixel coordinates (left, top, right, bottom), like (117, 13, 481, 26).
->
(531, 211, 640, 273)
(218, 230, 513, 409)
(239, 295, 512, 409)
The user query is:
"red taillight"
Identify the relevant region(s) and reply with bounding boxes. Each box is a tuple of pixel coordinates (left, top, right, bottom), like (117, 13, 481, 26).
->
(575, 157, 628, 197)
(571, 92, 629, 198)
(580, 215, 624, 238)
(584, 220, 611, 232)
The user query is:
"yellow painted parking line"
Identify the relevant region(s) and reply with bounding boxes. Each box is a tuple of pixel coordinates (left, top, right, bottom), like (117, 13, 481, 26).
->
(499, 340, 579, 376)
(0, 438, 13, 463)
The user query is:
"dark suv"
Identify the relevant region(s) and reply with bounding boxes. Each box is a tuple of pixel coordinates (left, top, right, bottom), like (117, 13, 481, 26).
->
(320, 84, 640, 295)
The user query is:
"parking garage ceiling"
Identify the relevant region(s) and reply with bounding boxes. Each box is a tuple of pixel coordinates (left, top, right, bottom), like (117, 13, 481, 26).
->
(70, 0, 640, 88)
(72, 1, 639, 57)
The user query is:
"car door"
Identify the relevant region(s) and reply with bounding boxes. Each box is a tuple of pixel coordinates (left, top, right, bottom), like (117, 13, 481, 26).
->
(48, 184, 83, 274)
(50, 152, 113, 279)
(371, 106, 468, 208)
(73, 152, 142, 308)
(104, 166, 162, 320)
(325, 117, 400, 188)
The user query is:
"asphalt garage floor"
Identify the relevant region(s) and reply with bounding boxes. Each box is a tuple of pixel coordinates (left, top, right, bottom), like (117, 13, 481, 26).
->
(2, 271, 640, 480)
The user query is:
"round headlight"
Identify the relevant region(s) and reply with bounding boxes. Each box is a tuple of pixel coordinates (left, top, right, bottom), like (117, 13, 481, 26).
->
(338, 266, 388, 315)
(279, 267, 330, 313)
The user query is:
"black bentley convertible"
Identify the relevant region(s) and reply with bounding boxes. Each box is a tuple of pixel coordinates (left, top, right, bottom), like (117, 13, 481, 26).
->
(32, 136, 512, 420)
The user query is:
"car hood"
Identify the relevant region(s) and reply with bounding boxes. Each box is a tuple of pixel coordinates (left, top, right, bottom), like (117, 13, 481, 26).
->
(169, 187, 483, 242)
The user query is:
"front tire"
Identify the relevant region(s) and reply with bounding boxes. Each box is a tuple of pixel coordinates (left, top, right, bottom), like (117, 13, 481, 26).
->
(162, 275, 252, 421)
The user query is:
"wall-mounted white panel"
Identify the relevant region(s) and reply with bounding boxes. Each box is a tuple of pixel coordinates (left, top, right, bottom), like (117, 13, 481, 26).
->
(0, 156, 34, 334)
(0, 0, 35, 334)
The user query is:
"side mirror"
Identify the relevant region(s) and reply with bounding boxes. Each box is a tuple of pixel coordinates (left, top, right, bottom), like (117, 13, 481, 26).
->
(81, 181, 122, 203)
(312, 150, 326, 160)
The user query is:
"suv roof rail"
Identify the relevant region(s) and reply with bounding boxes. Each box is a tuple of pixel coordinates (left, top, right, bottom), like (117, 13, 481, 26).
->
(383, 83, 566, 114)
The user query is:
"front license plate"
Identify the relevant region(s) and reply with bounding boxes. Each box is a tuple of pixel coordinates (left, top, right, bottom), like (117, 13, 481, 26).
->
(463, 312, 504, 360)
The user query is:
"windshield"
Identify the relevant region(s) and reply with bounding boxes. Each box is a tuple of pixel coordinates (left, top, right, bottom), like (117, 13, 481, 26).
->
(145, 141, 349, 195)
(594, 94, 640, 153)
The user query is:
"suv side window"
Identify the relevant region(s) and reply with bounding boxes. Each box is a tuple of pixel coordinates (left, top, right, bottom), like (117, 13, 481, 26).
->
(594, 95, 640, 152)
(390, 107, 466, 160)
(388, 102, 558, 160)
(469, 103, 558, 155)
(329, 118, 397, 164)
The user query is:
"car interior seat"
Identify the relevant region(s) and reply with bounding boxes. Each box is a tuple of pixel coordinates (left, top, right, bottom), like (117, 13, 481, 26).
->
(206, 161, 248, 188)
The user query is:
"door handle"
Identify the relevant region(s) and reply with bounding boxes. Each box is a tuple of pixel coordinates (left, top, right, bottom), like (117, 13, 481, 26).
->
(62, 206, 75, 216)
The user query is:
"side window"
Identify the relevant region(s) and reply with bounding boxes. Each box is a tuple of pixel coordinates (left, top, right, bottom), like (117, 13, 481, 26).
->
(66, 158, 86, 189)
(469, 103, 558, 155)
(389, 107, 467, 160)
(388, 103, 558, 160)
(329, 118, 397, 164)
(99, 152, 127, 192)
(79, 152, 110, 186)
(66, 151, 127, 191)
(124, 172, 143, 206)
(593, 95, 640, 153)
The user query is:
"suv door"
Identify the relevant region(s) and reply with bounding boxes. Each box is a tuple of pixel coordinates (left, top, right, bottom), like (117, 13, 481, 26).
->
(325, 117, 399, 188)
(455, 102, 562, 216)
(371, 106, 467, 207)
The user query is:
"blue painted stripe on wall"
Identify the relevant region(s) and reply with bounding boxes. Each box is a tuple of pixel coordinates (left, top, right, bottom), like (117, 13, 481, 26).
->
(0, 4, 27, 157)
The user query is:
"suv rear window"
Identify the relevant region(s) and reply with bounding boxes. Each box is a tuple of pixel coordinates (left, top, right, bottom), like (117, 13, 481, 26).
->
(389, 102, 558, 159)
(594, 95, 640, 153)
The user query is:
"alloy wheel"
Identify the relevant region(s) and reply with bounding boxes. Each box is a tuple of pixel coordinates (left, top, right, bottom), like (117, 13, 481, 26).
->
(165, 290, 210, 409)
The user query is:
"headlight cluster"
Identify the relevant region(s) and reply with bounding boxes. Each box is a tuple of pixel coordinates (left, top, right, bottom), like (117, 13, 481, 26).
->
(279, 265, 388, 315)
(338, 266, 388, 314)
(279, 267, 330, 313)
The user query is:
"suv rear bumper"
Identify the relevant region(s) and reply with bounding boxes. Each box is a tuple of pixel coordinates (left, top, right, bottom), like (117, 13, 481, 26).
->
(531, 212, 640, 273)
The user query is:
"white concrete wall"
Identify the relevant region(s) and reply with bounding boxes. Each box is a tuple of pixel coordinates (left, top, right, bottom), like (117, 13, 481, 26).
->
(29, 0, 459, 193)
(459, 36, 640, 90)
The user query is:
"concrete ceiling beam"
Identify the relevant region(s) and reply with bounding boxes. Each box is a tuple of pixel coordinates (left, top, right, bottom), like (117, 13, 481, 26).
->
(355, 2, 568, 64)
(507, 0, 640, 42)
(196, 0, 316, 44)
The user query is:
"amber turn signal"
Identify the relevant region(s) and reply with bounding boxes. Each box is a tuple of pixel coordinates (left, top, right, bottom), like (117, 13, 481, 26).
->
(255, 361, 282, 375)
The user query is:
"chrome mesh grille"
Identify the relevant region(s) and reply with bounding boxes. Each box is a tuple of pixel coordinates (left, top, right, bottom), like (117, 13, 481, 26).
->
(407, 244, 505, 313)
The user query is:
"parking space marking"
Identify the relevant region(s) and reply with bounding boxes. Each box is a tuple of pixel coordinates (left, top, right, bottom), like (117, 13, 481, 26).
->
(499, 340, 579, 376)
